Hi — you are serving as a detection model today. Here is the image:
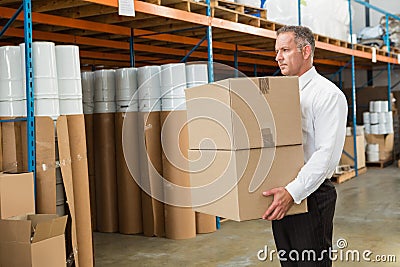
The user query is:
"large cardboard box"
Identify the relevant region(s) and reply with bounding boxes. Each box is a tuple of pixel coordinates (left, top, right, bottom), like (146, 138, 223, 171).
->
(0, 214, 67, 267)
(189, 145, 307, 221)
(0, 172, 35, 219)
(340, 135, 366, 169)
(185, 77, 302, 150)
(365, 134, 394, 161)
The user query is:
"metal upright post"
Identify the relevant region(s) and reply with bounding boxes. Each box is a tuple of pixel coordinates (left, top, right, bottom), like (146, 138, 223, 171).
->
(23, 0, 36, 190)
(254, 64, 257, 77)
(206, 0, 214, 83)
(130, 28, 135, 67)
(234, 44, 238, 78)
(298, 0, 302, 25)
(348, 0, 358, 176)
(385, 15, 392, 111)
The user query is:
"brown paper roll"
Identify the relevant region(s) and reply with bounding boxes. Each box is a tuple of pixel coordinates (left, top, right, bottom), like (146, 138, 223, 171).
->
(115, 112, 143, 234)
(84, 114, 96, 231)
(196, 212, 217, 234)
(94, 113, 118, 233)
(161, 111, 196, 240)
(67, 115, 94, 267)
(139, 112, 165, 237)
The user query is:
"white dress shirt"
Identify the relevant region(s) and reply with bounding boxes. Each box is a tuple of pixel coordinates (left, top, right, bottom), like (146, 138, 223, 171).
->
(285, 66, 348, 204)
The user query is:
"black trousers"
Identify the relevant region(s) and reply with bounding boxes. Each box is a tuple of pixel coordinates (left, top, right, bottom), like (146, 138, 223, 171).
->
(272, 179, 337, 267)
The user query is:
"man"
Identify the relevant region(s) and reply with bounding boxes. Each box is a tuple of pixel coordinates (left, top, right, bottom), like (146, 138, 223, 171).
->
(262, 25, 348, 266)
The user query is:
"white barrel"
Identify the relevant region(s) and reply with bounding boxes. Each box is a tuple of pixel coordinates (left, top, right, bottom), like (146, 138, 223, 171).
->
(137, 66, 161, 99)
(373, 101, 381, 113)
(35, 98, 60, 120)
(58, 79, 83, 99)
(364, 123, 371, 134)
(362, 112, 370, 124)
(34, 77, 59, 98)
(0, 100, 26, 116)
(380, 100, 389, 112)
(378, 123, 386, 134)
(367, 144, 379, 152)
(161, 97, 186, 111)
(370, 124, 379, 134)
(94, 101, 116, 113)
(186, 63, 208, 88)
(0, 46, 22, 80)
(20, 42, 58, 78)
(369, 101, 375, 112)
(94, 69, 116, 101)
(139, 98, 161, 112)
(160, 63, 186, 98)
(378, 112, 386, 124)
(369, 112, 379, 124)
(116, 100, 139, 113)
(0, 80, 25, 100)
(55, 45, 81, 79)
(81, 71, 95, 103)
(115, 68, 138, 101)
(59, 98, 83, 115)
(366, 152, 379, 162)
(83, 102, 94, 114)
(385, 111, 393, 124)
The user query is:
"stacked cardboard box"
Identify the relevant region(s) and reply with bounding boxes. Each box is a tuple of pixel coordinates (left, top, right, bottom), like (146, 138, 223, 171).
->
(340, 126, 366, 169)
(0, 172, 68, 266)
(185, 77, 307, 221)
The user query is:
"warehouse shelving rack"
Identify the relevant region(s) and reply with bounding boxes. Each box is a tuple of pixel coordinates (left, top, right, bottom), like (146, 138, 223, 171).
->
(0, 0, 35, 190)
(0, 0, 399, 215)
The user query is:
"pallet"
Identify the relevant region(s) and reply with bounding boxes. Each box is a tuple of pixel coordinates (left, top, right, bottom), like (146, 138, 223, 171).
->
(332, 167, 367, 184)
(366, 159, 394, 168)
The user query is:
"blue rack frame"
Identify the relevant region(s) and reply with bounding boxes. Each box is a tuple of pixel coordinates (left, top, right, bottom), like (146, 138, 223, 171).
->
(0, 1, 36, 192)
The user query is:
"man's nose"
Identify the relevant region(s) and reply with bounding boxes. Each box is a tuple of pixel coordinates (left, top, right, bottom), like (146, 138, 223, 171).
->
(275, 51, 281, 62)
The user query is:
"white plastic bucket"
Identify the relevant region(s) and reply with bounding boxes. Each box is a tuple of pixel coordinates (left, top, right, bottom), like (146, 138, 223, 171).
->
(160, 63, 186, 98)
(81, 71, 95, 102)
(83, 102, 94, 114)
(94, 69, 116, 101)
(373, 101, 381, 113)
(20, 42, 58, 78)
(55, 45, 81, 79)
(186, 63, 208, 88)
(378, 112, 386, 124)
(0, 79, 25, 100)
(137, 66, 161, 99)
(161, 97, 186, 111)
(34, 77, 59, 98)
(366, 152, 379, 162)
(364, 123, 371, 134)
(116, 100, 139, 113)
(0, 100, 26, 117)
(367, 144, 379, 152)
(362, 112, 370, 124)
(115, 68, 138, 101)
(386, 123, 394, 134)
(139, 98, 161, 112)
(369, 101, 375, 112)
(369, 112, 378, 124)
(380, 100, 389, 112)
(378, 123, 386, 134)
(385, 111, 393, 124)
(59, 98, 83, 115)
(94, 101, 116, 113)
(345, 127, 352, 136)
(35, 98, 60, 120)
(58, 78, 83, 98)
(0, 46, 22, 80)
(370, 124, 379, 134)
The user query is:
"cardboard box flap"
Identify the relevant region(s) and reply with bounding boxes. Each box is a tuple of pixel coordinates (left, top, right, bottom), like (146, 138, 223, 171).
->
(30, 215, 67, 243)
(0, 218, 31, 243)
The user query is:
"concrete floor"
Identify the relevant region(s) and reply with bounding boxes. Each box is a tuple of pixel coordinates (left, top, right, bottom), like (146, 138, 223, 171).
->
(94, 166, 400, 266)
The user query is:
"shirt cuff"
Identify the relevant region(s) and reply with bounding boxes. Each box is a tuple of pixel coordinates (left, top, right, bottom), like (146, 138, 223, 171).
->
(285, 179, 305, 204)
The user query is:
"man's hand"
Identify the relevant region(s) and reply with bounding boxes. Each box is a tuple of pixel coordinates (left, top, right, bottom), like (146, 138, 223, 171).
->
(262, 187, 294, 220)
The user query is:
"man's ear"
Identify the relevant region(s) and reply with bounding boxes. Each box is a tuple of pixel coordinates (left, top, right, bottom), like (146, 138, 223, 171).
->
(302, 45, 312, 60)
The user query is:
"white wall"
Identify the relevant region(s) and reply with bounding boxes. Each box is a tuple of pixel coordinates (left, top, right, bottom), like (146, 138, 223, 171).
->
(353, 0, 400, 34)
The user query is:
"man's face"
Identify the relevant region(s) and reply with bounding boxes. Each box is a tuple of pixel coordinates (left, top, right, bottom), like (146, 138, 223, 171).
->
(275, 32, 306, 76)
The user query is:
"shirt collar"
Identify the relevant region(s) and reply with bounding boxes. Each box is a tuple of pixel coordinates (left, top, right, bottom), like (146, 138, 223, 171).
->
(299, 66, 317, 91)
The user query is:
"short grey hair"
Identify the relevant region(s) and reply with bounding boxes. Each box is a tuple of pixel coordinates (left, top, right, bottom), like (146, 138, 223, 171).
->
(277, 25, 315, 56)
